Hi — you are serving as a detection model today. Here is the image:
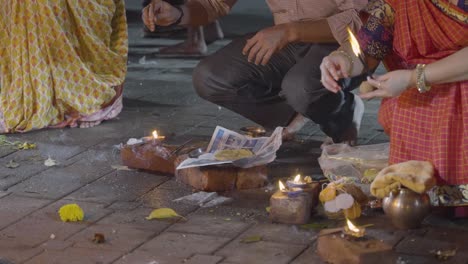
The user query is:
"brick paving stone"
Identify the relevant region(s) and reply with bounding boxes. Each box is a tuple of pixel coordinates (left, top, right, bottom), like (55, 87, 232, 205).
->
(0, 240, 43, 263)
(216, 239, 307, 264)
(239, 223, 316, 245)
(25, 247, 123, 264)
(96, 207, 173, 232)
(107, 201, 141, 211)
(68, 223, 156, 252)
(65, 170, 168, 205)
(0, 200, 111, 246)
(138, 187, 199, 216)
(8, 151, 115, 199)
(168, 214, 250, 238)
(0, 194, 51, 229)
(394, 254, 440, 264)
(115, 251, 185, 264)
(290, 246, 325, 264)
(185, 254, 224, 264)
(138, 232, 230, 259)
(395, 234, 467, 264)
(40, 239, 74, 251)
(0, 147, 17, 158)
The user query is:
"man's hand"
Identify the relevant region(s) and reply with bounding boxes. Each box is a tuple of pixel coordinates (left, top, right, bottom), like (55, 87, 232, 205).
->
(242, 24, 293, 66)
(319, 53, 351, 93)
(142, 0, 182, 32)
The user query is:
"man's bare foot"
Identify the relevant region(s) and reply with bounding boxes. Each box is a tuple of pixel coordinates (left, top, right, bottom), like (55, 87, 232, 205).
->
(204, 20, 224, 45)
(282, 114, 310, 141)
(79, 121, 102, 128)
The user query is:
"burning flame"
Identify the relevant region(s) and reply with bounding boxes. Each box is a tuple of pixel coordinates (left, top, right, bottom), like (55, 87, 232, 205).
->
(347, 27, 361, 57)
(294, 174, 301, 183)
(152, 130, 159, 139)
(279, 180, 286, 191)
(346, 219, 360, 233)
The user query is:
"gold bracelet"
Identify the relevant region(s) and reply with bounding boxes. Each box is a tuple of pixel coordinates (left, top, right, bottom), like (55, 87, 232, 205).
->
(416, 64, 431, 93)
(330, 50, 354, 76)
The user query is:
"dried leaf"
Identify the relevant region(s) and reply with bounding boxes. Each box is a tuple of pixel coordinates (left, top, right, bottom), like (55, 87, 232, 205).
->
(300, 223, 329, 230)
(240, 235, 262, 244)
(145, 208, 185, 221)
(16, 142, 36, 150)
(92, 233, 106, 244)
(111, 165, 133, 171)
(58, 204, 84, 222)
(44, 157, 59, 167)
(5, 160, 19, 169)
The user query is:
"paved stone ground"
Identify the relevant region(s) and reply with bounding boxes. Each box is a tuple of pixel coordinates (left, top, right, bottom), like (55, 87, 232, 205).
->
(0, 2, 467, 264)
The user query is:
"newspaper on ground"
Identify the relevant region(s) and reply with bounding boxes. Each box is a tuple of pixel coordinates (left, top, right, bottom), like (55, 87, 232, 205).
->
(176, 126, 283, 169)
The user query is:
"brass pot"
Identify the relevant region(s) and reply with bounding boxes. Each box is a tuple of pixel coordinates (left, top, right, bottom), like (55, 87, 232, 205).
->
(382, 188, 431, 229)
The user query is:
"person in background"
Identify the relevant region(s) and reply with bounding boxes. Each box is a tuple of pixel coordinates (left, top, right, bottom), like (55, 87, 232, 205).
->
(143, 0, 368, 144)
(143, 0, 224, 55)
(0, 1, 128, 133)
(320, 0, 468, 215)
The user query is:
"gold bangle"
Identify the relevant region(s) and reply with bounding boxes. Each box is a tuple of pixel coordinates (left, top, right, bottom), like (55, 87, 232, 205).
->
(416, 64, 431, 93)
(330, 50, 354, 76)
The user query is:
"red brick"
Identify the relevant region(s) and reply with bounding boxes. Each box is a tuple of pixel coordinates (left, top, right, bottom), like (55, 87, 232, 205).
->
(121, 143, 177, 175)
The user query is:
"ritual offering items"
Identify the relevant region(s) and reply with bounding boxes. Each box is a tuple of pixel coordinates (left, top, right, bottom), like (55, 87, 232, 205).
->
(269, 181, 312, 225)
(370, 160, 436, 199)
(319, 180, 367, 220)
(382, 188, 431, 229)
(121, 130, 177, 175)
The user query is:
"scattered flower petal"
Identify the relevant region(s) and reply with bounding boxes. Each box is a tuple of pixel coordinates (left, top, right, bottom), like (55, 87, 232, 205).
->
(58, 204, 84, 222)
(145, 208, 184, 221)
(44, 157, 59, 167)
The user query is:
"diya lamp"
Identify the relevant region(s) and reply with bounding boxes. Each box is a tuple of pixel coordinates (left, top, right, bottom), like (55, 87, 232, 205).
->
(343, 218, 366, 238)
(279, 180, 304, 198)
(269, 180, 312, 225)
(121, 129, 176, 175)
(287, 174, 308, 189)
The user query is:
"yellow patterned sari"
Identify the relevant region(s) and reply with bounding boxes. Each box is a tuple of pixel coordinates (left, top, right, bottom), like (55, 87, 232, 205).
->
(0, 0, 128, 133)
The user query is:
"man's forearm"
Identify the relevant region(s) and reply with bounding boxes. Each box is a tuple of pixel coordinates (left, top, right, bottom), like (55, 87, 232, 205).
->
(287, 20, 336, 44)
(179, 0, 236, 27)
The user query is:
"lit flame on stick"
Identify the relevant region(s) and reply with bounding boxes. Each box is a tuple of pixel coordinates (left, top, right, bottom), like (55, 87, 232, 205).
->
(279, 180, 286, 191)
(346, 218, 360, 233)
(152, 130, 159, 139)
(347, 27, 361, 58)
(294, 174, 301, 183)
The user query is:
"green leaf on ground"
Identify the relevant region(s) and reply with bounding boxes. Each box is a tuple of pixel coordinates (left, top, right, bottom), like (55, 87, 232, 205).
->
(240, 235, 263, 244)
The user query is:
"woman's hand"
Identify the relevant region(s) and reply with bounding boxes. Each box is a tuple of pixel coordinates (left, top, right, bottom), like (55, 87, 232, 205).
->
(319, 53, 351, 93)
(142, 0, 182, 32)
(361, 70, 416, 99)
(242, 24, 292, 66)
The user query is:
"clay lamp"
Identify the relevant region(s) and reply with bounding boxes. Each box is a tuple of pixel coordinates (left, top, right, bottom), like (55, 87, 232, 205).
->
(344, 218, 366, 238)
(279, 180, 303, 198)
(286, 174, 308, 189)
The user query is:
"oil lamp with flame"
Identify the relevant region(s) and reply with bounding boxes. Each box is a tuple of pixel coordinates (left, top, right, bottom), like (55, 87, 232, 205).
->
(344, 218, 366, 238)
(287, 174, 308, 188)
(144, 130, 166, 143)
(279, 180, 304, 198)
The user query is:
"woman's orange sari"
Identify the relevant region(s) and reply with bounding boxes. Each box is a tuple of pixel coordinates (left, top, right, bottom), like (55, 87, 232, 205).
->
(364, 0, 468, 187)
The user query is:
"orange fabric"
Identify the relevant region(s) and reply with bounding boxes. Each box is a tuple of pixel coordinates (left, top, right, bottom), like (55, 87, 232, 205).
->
(378, 0, 468, 185)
